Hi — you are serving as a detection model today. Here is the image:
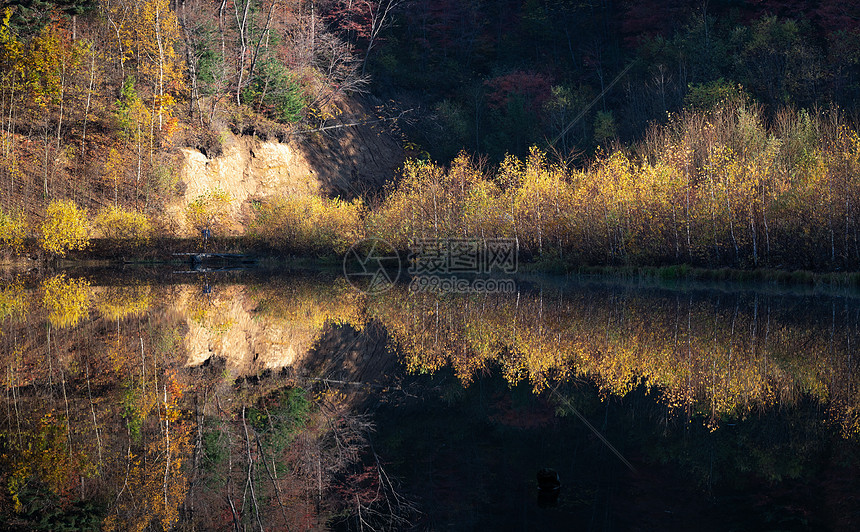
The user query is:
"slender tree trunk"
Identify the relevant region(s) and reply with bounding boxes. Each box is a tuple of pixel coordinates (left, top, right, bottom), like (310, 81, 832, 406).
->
(155, 1, 165, 130)
(43, 122, 50, 198)
(81, 47, 95, 152)
(234, 0, 252, 105)
(750, 206, 757, 266)
(726, 187, 738, 263)
(85, 360, 103, 474)
(246, 0, 277, 103)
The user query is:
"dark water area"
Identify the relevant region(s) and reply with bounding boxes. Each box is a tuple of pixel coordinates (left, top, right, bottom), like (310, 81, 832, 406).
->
(0, 269, 859, 530)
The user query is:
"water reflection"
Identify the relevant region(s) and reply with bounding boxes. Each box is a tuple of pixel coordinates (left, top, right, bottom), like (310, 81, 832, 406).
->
(0, 272, 858, 529)
(374, 284, 860, 436)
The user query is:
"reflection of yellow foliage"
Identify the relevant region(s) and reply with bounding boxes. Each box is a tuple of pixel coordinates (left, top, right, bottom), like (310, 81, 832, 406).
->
(94, 285, 153, 320)
(40, 200, 90, 256)
(94, 205, 152, 245)
(185, 289, 235, 334)
(371, 286, 860, 435)
(42, 274, 91, 328)
(0, 279, 26, 320)
(254, 279, 364, 333)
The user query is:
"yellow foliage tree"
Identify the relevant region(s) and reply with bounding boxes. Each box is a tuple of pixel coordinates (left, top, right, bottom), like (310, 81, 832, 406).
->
(104, 0, 185, 141)
(0, 9, 23, 95)
(0, 208, 26, 251)
(25, 22, 83, 109)
(40, 200, 90, 256)
(94, 205, 152, 246)
(249, 195, 364, 254)
(184, 188, 232, 238)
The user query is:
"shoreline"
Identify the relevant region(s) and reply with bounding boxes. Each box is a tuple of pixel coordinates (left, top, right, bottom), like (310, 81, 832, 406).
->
(3, 243, 859, 293)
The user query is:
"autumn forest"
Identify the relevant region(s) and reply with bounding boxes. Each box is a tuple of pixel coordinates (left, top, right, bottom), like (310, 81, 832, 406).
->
(0, 0, 856, 270)
(2, 1, 860, 531)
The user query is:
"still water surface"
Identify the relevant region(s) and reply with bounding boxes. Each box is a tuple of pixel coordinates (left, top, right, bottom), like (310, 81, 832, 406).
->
(0, 269, 859, 530)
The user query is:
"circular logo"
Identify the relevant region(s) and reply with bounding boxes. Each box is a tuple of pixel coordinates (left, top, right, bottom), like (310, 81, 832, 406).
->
(343, 238, 401, 294)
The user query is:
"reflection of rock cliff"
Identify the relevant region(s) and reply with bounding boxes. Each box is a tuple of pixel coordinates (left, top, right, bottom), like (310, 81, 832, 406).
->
(178, 285, 319, 373)
(170, 96, 405, 234)
(175, 281, 389, 380)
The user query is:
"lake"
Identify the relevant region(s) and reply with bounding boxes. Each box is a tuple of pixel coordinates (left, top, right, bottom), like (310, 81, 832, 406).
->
(1, 268, 858, 530)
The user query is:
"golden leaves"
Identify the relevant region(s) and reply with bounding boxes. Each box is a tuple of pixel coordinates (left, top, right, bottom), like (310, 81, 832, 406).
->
(369, 287, 860, 434)
(94, 205, 152, 245)
(40, 200, 90, 256)
(0, 278, 26, 320)
(249, 194, 365, 255)
(25, 23, 83, 108)
(94, 285, 153, 321)
(0, 208, 26, 251)
(42, 274, 91, 328)
(184, 187, 233, 237)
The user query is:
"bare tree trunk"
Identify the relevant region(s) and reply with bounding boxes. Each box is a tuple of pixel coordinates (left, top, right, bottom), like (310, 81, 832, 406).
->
(155, 1, 166, 130)
(43, 122, 50, 199)
(178, 0, 203, 122)
(246, 0, 278, 106)
(81, 47, 95, 152)
(85, 360, 103, 474)
(163, 381, 171, 516)
(234, 0, 252, 105)
(361, 0, 407, 76)
(726, 186, 738, 263)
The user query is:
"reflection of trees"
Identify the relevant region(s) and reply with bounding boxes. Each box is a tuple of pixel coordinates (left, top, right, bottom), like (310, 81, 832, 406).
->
(1, 275, 858, 528)
(105, 369, 191, 532)
(93, 285, 153, 321)
(251, 278, 365, 333)
(0, 278, 26, 320)
(0, 280, 195, 530)
(41, 274, 91, 329)
(371, 287, 860, 435)
(0, 278, 388, 529)
(183, 385, 404, 531)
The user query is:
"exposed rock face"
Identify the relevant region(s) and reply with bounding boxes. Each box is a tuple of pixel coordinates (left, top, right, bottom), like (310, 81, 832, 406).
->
(169, 96, 406, 235)
(176, 284, 395, 385)
(168, 138, 322, 233)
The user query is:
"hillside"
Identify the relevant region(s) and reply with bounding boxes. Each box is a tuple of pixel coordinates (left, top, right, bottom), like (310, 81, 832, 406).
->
(0, 0, 858, 272)
(0, 0, 407, 250)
